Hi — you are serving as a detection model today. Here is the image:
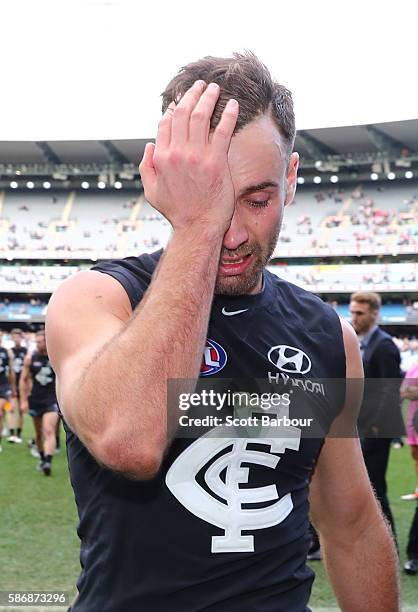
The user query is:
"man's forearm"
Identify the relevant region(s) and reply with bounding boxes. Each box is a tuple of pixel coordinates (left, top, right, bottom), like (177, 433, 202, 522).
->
(19, 379, 30, 402)
(71, 227, 224, 476)
(9, 372, 17, 395)
(322, 517, 399, 611)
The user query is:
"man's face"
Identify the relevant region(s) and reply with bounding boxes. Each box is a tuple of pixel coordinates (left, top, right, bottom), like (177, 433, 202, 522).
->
(215, 114, 298, 296)
(349, 301, 379, 335)
(11, 333, 22, 346)
(36, 333, 47, 353)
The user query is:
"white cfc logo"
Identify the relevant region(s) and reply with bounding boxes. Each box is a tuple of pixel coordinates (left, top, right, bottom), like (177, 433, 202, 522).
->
(35, 366, 53, 386)
(166, 405, 301, 553)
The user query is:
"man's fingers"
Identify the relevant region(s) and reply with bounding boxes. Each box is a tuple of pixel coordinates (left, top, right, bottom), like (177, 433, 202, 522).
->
(155, 103, 175, 149)
(139, 143, 157, 199)
(189, 82, 221, 150)
(210, 99, 239, 154)
(171, 80, 206, 145)
(140, 142, 156, 170)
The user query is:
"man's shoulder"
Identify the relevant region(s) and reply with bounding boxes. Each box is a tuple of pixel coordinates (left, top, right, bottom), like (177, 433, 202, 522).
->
(373, 327, 396, 347)
(92, 249, 163, 279)
(90, 250, 163, 309)
(267, 270, 338, 317)
(369, 327, 400, 363)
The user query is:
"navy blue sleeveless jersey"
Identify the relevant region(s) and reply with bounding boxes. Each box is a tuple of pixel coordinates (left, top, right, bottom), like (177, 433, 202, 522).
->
(0, 347, 10, 387)
(65, 250, 346, 612)
(29, 352, 56, 406)
(12, 345, 27, 386)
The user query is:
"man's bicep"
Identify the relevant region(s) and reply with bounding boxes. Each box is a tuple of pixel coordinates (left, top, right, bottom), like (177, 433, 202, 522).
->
(46, 270, 132, 424)
(310, 437, 376, 539)
(327, 318, 364, 437)
(310, 318, 373, 536)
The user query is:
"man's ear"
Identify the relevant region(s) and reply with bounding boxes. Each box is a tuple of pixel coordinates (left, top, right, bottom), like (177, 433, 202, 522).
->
(285, 152, 299, 207)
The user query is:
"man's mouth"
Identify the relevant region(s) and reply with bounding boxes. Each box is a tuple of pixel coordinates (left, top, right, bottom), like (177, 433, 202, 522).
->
(218, 253, 253, 276)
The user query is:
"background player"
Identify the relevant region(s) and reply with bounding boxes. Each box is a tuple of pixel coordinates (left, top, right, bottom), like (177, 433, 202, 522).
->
(0, 329, 16, 452)
(7, 328, 28, 444)
(19, 329, 58, 475)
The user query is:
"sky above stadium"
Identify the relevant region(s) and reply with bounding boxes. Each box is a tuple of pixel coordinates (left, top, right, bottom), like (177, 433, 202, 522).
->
(2, 0, 417, 141)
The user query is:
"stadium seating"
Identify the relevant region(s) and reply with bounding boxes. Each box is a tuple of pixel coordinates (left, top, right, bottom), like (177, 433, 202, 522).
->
(0, 262, 416, 294)
(0, 183, 416, 259)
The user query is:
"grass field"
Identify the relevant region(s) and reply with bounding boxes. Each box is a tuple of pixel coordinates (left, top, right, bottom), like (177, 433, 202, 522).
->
(1, 422, 417, 611)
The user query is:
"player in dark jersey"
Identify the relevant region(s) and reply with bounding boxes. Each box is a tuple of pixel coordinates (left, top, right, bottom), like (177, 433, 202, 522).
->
(20, 329, 58, 476)
(0, 330, 16, 453)
(7, 328, 28, 444)
(47, 54, 399, 611)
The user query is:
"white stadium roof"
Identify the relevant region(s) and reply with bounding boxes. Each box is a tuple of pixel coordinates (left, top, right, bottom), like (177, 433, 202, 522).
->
(1, 0, 417, 141)
(1, 120, 417, 166)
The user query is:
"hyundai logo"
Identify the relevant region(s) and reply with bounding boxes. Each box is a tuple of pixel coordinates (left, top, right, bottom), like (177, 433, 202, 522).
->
(267, 345, 312, 374)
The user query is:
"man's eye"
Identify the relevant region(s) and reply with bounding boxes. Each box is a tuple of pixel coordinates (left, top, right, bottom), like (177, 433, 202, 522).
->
(247, 199, 269, 208)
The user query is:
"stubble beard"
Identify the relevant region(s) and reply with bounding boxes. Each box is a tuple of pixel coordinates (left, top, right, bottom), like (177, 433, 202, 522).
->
(215, 222, 281, 296)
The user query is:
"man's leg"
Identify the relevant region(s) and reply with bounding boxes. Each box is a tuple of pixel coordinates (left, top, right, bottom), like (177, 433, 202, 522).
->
(413, 446, 418, 493)
(362, 437, 396, 539)
(7, 397, 23, 442)
(405, 503, 418, 574)
(41, 410, 59, 476)
(15, 397, 24, 442)
(6, 400, 16, 439)
(55, 416, 61, 452)
(32, 415, 44, 468)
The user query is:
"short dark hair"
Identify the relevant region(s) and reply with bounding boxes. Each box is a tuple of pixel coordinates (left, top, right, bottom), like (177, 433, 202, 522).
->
(36, 329, 45, 337)
(11, 328, 23, 335)
(162, 52, 296, 157)
(350, 292, 382, 311)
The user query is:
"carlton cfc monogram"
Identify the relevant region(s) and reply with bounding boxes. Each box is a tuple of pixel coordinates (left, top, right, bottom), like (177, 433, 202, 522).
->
(166, 403, 302, 554)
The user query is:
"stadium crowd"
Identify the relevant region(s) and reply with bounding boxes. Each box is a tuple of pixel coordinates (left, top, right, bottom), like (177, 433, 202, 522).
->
(0, 184, 416, 256)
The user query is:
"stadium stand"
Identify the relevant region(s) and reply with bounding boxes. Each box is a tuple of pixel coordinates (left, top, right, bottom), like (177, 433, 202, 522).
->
(277, 183, 417, 257)
(0, 262, 416, 294)
(0, 184, 416, 259)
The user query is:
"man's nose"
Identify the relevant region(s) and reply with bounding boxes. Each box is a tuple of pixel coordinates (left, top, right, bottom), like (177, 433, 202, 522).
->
(222, 208, 249, 251)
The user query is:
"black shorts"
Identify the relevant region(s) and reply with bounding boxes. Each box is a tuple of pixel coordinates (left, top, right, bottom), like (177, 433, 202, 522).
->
(0, 385, 12, 400)
(29, 399, 59, 418)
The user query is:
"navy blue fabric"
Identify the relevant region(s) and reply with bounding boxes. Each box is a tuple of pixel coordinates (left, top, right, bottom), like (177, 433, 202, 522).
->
(12, 345, 27, 387)
(65, 251, 346, 612)
(0, 347, 10, 387)
(29, 352, 56, 406)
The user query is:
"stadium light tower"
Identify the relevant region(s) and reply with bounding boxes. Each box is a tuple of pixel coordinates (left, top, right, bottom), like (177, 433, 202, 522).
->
(330, 175, 339, 183)
(405, 170, 414, 179)
(387, 172, 396, 180)
(297, 177, 305, 185)
(81, 181, 90, 189)
(313, 176, 322, 184)
(43, 181, 51, 189)
(371, 173, 379, 181)
(98, 181, 106, 189)
(114, 181, 122, 189)
(10, 181, 18, 189)
(26, 181, 34, 189)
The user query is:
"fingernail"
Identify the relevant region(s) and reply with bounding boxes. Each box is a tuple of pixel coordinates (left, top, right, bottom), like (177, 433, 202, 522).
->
(195, 80, 206, 88)
(228, 98, 238, 108)
(209, 82, 219, 91)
